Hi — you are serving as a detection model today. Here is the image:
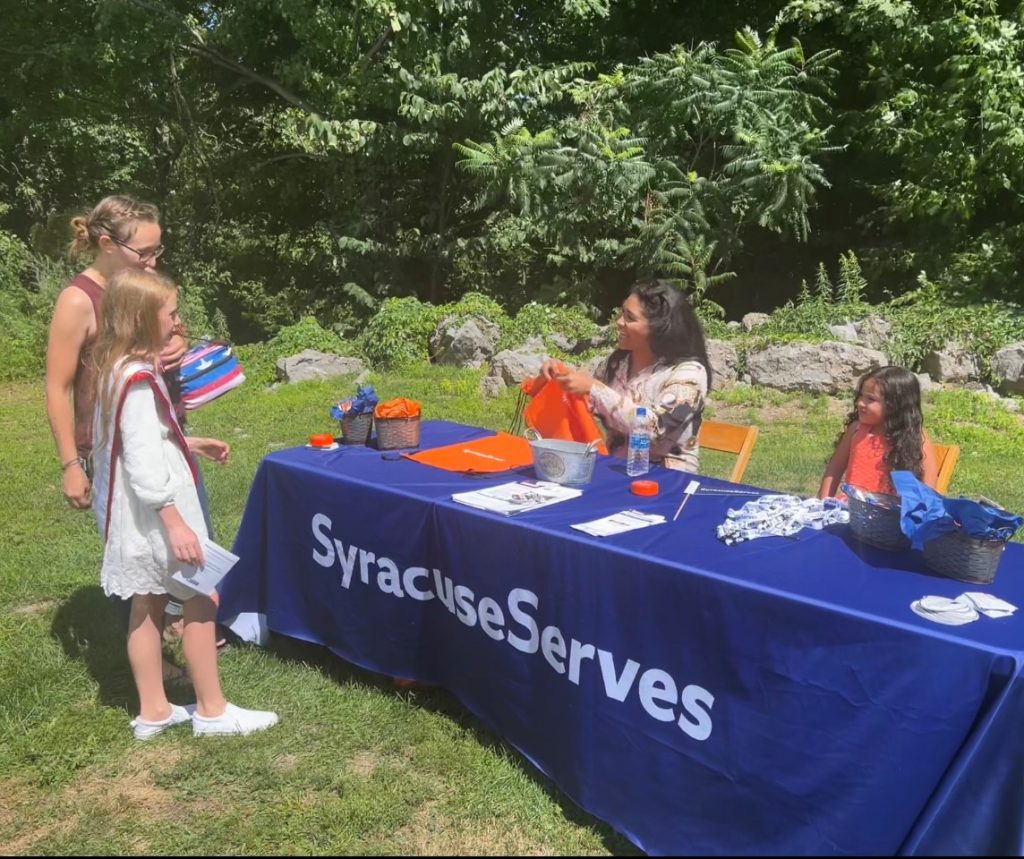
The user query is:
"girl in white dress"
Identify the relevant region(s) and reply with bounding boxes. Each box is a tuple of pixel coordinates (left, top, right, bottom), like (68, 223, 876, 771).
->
(91, 268, 278, 740)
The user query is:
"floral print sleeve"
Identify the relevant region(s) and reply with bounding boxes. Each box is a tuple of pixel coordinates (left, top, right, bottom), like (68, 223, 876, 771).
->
(589, 359, 708, 472)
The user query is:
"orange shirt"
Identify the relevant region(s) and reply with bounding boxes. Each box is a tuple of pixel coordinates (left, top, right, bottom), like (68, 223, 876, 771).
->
(845, 423, 894, 495)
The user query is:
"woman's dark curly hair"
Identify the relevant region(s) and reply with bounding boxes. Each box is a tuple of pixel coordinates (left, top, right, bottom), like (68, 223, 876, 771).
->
(841, 366, 925, 478)
(604, 278, 713, 388)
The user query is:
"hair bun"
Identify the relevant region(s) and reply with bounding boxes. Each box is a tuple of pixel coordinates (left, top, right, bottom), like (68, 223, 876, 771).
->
(69, 216, 89, 239)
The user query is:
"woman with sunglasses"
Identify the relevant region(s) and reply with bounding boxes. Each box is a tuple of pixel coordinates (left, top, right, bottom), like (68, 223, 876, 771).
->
(45, 195, 195, 683)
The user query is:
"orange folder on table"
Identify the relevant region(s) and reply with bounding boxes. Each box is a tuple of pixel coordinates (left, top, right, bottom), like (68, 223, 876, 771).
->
(404, 432, 533, 474)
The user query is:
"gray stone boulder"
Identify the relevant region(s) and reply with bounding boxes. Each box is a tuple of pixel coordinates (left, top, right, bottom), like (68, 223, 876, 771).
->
(992, 343, 1024, 395)
(853, 316, 892, 351)
(489, 347, 546, 386)
(430, 314, 501, 369)
(747, 341, 887, 394)
(705, 339, 739, 390)
(923, 343, 981, 384)
(480, 375, 506, 399)
(276, 350, 367, 383)
(548, 332, 576, 353)
(915, 373, 940, 394)
(742, 312, 770, 332)
(827, 322, 858, 343)
(582, 353, 610, 380)
(726, 320, 742, 332)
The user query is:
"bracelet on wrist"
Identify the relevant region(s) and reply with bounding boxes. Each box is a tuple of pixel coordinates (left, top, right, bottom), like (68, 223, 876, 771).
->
(61, 456, 86, 473)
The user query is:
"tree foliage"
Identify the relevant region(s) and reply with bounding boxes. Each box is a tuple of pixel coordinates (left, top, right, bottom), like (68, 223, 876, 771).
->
(0, 0, 840, 339)
(781, 0, 1024, 300)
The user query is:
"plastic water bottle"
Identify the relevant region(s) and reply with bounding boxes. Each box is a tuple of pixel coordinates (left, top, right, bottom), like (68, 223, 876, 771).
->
(626, 406, 651, 477)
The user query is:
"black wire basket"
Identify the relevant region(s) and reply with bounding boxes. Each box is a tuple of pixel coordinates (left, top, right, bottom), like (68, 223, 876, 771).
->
(375, 416, 421, 450)
(922, 529, 1007, 584)
(340, 412, 373, 445)
(845, 487, 910, 551)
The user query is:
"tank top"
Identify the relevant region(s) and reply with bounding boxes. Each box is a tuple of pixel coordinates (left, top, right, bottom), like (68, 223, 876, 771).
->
(845, 423, 894, 495)
(67, 273, 185, 457)
(68, 274, 104, 458)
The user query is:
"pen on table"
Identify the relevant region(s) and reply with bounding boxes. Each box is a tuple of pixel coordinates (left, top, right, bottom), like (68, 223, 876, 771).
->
(673, 480, 700, 521)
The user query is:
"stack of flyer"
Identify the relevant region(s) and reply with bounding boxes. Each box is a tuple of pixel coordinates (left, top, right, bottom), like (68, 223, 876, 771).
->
(452, 481, 582, 516)
(571, 510, 666, 537)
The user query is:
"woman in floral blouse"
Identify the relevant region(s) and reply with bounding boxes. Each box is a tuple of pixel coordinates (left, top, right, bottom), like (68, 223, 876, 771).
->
(541, 279, 712, 472)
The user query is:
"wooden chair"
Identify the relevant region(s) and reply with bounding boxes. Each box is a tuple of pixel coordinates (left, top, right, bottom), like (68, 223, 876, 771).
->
(698, 419, 759, 484)
(933, 442, 960, 495)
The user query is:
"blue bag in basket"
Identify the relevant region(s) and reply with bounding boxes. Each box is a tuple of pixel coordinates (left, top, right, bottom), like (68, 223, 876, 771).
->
(179, 339, 245, 411)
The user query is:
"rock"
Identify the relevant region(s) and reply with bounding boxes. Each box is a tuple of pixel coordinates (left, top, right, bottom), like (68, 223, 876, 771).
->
(480, 376, 506, 398)
(489, 347, 546, 386)
(548, 332, 576, 353)
(726, 321, 742, 332)
(923, 343, 980, 384)
(582, 353, 610, 380)
(276, 350, 367, 383)
(1003, 397, 1021, 414)
(746, 341, 887, 395)
(828, 322, 858, 343)
(354, 369, 371, 386)
(705, 339, 739, 390)
(741, 312, 770, 332)
(853, 316, 892, 350)
(992, 343, 1024, 395)
(429, 314, 501, 369)
(915, 373, 940, 394)
(574, 329, 616, 353)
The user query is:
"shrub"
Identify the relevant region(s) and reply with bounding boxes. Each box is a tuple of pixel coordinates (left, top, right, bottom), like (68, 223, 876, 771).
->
(0, 234, 72, 381)
(758, 253, 872, 341)
(883, 276, 1024, 379)
(436, 292, 511, 331)
(499, 301, 604, 355)
(359, 296, 443, 369)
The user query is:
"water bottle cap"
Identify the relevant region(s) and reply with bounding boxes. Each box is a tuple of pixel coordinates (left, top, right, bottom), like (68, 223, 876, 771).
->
(636, 407, 647, 417)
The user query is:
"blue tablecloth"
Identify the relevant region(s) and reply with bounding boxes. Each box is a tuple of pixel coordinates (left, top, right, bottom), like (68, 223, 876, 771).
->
(219, 420, 1024, 856)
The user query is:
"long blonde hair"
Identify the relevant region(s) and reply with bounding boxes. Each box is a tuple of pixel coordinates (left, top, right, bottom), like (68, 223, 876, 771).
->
(92, 269, 178, 450)
(68, 195, 160, 260)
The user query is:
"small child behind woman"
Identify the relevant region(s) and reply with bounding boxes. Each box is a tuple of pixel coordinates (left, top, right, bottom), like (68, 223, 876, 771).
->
(819, 366, 938, 499)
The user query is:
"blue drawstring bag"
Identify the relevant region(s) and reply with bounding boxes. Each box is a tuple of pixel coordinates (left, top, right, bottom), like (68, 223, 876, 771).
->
(331, 384, 378, 420)
(892, 471, 1023, 550)
(179, 339, 246, 411)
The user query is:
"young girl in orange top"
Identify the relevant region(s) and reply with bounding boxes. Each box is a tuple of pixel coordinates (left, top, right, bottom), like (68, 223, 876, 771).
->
(819, 366, 938, 499)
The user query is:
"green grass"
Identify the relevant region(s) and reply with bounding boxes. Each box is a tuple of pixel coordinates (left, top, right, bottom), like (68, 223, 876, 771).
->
(2, 369, 1022, 854)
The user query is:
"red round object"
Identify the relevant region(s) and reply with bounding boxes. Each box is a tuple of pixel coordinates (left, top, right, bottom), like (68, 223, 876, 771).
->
(630, 479, 659, 496)
(309, 433, 334, 448)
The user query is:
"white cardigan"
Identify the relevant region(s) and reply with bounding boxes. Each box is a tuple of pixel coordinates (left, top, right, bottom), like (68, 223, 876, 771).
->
(91, 362, 206, 601)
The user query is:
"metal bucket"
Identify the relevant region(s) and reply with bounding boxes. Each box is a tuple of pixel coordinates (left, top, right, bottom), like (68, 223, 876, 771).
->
(525, 429, 600, 486)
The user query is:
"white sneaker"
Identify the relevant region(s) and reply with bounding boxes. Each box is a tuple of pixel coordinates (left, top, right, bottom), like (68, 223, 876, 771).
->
(192, 702, 279, 737)
(130, 703, 195, 741)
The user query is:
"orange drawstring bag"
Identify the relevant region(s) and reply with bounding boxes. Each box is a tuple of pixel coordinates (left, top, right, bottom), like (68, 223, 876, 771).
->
(519, 365, 608, 455)
(374, 398, 421, 419)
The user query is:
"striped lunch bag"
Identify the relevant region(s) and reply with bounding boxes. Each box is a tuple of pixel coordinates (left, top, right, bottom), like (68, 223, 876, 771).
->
(179, 339, 246, 410)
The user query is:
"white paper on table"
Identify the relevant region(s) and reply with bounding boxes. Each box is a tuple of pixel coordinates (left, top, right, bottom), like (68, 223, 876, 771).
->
(172, 539, 240, 594)
(910, 596, 979, 626)
(959, 592, 1018, 617)
(572, 510, 666, 537)
(452, 481, 582, 516)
